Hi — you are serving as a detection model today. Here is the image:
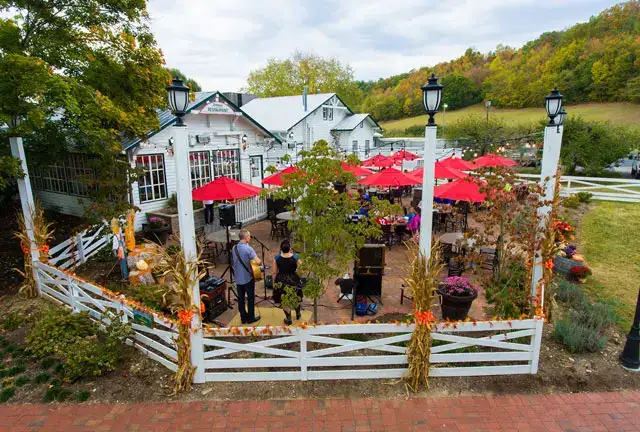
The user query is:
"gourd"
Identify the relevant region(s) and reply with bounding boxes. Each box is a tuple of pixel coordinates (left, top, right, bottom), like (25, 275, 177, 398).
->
(572, 254, 584, 262)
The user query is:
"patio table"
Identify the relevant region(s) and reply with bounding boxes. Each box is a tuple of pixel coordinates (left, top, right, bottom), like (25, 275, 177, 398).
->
(206, 229, 240, 244)
(438, 232, 476, 248)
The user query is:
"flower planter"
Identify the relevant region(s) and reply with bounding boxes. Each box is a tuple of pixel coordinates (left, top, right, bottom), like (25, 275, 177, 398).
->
(146, 207, 206, 235)
(553, 255, 586, 278)
(438, 288, 478, 321)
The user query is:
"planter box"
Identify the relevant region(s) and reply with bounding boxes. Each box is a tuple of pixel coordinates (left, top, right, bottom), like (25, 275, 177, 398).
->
(553, 255, 585, 277)
(146, 207, 205, 235)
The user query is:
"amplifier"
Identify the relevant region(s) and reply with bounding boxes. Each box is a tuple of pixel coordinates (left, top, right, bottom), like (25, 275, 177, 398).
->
(200, 277, 227, 321)
(354, 273, 382, 297)
(219, 204, 236, 227)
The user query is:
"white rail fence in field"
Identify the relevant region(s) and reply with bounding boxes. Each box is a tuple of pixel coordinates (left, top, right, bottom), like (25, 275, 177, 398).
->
(234, 196, 268, 225)
(34, 261, 179, 372)
(518, 174, 640, 203)
(202, 320, 543, 382)
(48, 224, 112, 270)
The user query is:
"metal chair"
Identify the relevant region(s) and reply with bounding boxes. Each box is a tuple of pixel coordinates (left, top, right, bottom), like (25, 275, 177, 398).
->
(480, 247, 499, 273)
(447, 260, 465, 277)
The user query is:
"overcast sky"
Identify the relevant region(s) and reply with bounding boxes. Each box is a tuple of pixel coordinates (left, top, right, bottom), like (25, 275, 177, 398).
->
(148, 0, 622, 92)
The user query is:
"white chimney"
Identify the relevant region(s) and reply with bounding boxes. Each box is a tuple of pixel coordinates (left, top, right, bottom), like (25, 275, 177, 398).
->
(302, 86, 308, 112)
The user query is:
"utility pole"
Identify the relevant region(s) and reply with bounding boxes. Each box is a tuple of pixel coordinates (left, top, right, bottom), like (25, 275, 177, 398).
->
(485, 100, 491, 123)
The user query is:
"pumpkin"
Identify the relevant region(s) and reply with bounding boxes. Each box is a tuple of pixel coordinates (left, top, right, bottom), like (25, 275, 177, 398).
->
(572, 254, 584, 262)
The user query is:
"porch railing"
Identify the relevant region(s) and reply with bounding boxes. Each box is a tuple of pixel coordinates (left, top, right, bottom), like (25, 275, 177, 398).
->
(234, 196, 268, 225)
(517, 174, 640, 203)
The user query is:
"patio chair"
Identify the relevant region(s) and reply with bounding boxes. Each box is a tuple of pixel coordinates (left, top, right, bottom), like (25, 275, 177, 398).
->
(444, 212, 465, 233)
(400, 282, 413, 305)
(268, 211, 287, 240)
(480, 247, 499, 273)
(447, 260, 465, 277)
(394, 224, 408, 244)
(441, 243, 459, 265)
(380, 224, 393, 248)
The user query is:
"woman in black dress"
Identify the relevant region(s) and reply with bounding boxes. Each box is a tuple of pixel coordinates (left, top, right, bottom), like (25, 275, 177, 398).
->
(272, 240, 303, 325)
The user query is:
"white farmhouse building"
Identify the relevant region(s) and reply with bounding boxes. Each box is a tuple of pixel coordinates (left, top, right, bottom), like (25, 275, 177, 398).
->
(241, 92, 381, 164)
(30, 91, 280, 228)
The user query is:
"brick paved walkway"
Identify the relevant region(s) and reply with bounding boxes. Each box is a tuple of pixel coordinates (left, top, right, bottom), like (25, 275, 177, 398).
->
(1, 391, 639, 431)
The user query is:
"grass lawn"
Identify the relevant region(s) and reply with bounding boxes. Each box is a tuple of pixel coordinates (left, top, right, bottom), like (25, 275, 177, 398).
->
(381, 102, 640, 132)
(579, 202, 640, 329)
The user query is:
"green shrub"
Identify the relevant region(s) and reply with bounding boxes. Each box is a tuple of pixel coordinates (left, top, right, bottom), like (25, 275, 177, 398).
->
(6, 365, 26, 376)
(126, 283, 169, 312)
(0, 312, 25, 331)
(53, 362, 65, 375)
(4, 344, 17, 354)
(40, 357, 56, 370)
(76, 390, 91, 402)
(553, 301, 614, 353)
(0, 387, 15, 403)
(35, 372, 51, 384)
(27, 308, 132, 381)
(562, 195, 581, 208)
(43, 385, 72, 402)
(2, 378, 13, 388)
(555, 281, 589, 308)
(484, 261, 531, 318)
(15, 376, 28, 387)
(576, 192, 593, 203)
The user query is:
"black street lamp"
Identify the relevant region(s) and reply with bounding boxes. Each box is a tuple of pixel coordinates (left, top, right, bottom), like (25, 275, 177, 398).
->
(545, 87, 563, 125)
(620, 288, 640, 371)
(166, 77, 190, 126)
(421, 74, 443, 126)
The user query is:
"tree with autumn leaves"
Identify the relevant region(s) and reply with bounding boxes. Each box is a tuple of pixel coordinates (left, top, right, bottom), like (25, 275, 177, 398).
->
(0, 0, 171, 219)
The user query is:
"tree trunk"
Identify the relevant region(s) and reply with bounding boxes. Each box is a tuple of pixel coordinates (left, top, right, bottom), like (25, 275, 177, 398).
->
(313, 297, 318, 323)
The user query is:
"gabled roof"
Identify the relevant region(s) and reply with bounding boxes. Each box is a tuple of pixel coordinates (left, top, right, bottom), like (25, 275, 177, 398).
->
(241, 93, 343, 132)
(332, 113, 381, 131)
(122, 91, 281, 151)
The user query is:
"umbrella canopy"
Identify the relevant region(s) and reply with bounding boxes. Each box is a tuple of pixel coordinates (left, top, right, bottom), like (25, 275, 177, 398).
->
(473, 153, 518, 168)
(433, 179, 486, 203)
(358, 167, 420, 187)
(192, 176, 262, 201)
(341, 162, 373, 177)
(410, 162, 468, 182)
(261, 166, 301, 186)
(392, 149, 420, 162)
(362, 154, 395, 168)
(439, 156, 476, 171)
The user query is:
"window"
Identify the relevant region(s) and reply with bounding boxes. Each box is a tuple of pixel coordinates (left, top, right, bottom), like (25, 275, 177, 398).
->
(66, 154, 93, 196)
(352, 140, 358, 155)
(250, 156, 262, 179)
(211, 149, 240, 180)
(360, 121, 364, 128)
(189, 151, 211, 189)
(30, 154, 95, 197)
(136, 154, 167, 203)
(39, 164, 69, 194)
(322, 107, 333, 121)
(365, 140, 371, 157)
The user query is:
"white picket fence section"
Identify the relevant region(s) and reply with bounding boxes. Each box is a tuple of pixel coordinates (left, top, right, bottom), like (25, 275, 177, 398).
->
(518, 174, 640, 203)
(234, 196, 268, 225)
(48, 224, 112, 270)
(201, 319, 543, 382)
(33, 261, 179, 372)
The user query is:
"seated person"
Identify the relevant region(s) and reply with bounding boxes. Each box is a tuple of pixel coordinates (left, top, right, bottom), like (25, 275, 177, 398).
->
(407, 209, 421, 232)
(357, 188, 371, 203)
(406, 207, 416, 222)
(375, 215, 389, 225)
(359, 204, 370, 217)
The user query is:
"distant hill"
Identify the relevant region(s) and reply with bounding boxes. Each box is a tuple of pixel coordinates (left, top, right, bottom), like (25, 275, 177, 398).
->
(359, 1, 640, 122)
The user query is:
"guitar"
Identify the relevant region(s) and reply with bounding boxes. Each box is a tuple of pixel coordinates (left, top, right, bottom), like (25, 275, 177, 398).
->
(251, 259, 264, 281)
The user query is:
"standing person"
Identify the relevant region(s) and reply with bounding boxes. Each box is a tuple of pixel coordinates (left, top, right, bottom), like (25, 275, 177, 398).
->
(272, 240, 303, 325)
(204, 200, 214, 224)
(232, 230, 262, 324)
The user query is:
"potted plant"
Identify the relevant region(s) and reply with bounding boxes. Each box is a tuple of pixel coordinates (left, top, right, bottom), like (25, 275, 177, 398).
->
(145, 217, 171, 244)
(437, 276, 478, 320)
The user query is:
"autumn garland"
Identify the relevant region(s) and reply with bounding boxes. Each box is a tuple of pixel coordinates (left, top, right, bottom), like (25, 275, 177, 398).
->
(404, 243, 445, 393)
(14, 204, 54, 298)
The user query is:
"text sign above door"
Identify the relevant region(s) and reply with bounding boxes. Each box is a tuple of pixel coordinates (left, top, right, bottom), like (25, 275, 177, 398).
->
(197, 101, 239, 116)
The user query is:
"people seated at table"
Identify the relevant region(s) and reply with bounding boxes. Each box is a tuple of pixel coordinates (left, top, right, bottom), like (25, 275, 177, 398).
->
(407, 208, 421, 233)
(406, 207, 416, 222)
(272, 240, 303, 325)
(359, 203, 370, 217)
(357, 188, 371, 203)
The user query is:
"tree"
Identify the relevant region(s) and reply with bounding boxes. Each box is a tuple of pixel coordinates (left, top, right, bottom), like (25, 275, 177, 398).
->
(0, 1, 170, 219)
(246, 51, 363, 110)
(168, 68, 201, 92)
(560, 117, 637, 175)
(266, 140, 399, 322)
(441, 73, 482, 110)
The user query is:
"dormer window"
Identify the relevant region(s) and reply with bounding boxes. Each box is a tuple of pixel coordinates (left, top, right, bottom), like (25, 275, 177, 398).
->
(323, 107, 333, 121)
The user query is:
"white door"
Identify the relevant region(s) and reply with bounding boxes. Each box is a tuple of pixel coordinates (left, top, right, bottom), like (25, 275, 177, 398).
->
(249, 155, 263, 186)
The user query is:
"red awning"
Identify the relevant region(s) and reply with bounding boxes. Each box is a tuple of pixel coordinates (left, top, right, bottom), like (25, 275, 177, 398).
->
(261, 166, 301, 186)
(433, 179, 486, 203)
(192, 176, 262, 201)
(439, 156, 476, 171)
(341, 162, 373, 177)
(473, 154, 518, 168)
(358, 167, 420, 187)
(362, 154, 395, 168)
(393, 149, 420, 162)
(410, 162, 468, 182)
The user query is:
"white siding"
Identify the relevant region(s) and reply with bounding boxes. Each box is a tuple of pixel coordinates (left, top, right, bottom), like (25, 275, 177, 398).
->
(34, 191, 88, 217)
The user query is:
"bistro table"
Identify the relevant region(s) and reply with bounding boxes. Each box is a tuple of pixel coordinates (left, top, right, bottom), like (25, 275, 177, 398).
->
(206, 229, 240, 244)
(438, 232, 476, 248)
(276, 211, 300, 221)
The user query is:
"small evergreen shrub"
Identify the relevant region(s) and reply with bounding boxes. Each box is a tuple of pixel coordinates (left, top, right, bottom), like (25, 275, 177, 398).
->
(75, 390, 91, 402)
(0, 387, 15, 403)
(553, 301, 614, 353)
(0, 312, 24, 331)
(576, 192, 592, 203)
(15, 376, 28, 387)
(556, 281, 589, 308)
(562, 195, 581, 208)
(35, 372, 51, 384)
(2, 378, 13, 388)
(40, 357, 56, 370)
(43, 385, 72, 402)
(6, 365, 26, 376)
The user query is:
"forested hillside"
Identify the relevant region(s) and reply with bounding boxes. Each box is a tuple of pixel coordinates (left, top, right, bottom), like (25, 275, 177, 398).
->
(359, 1, 640, 121)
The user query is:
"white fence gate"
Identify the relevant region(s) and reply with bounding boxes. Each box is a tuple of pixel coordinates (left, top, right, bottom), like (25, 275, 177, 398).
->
(518, 174, 640, 203)
(48, 224, 112, 270)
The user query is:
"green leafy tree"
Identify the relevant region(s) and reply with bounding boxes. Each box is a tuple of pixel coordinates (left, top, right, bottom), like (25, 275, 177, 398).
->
(441, 73, 482, 110)
(246, 51, 363, 110)
(0, 1, 170, 219)
(266, 140, 400, 322)
(560, 116, 637, 175)
(167, 68, 202, 92)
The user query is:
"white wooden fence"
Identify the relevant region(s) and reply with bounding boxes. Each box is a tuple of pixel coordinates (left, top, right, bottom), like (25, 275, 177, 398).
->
(234, 196, 268, 225)
(518, 174, 640, 203)
(201, 319, 543, 382)
(48, 224, 112, 270)
(34, 261, 179, 372)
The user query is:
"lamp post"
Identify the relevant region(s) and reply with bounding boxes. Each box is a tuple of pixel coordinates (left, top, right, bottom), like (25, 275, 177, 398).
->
(530, 88, 565, 316)
(419, 74, 443, 258)
(442, 103, 448, 139)
(620, 288, 640, 371)
(166, 77, 206, 383)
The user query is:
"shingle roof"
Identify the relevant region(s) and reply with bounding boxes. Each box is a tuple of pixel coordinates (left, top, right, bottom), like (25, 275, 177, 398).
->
(241, 93, 338, 132)
(332, 114, 371, 131)
(122, 91, 280, 151)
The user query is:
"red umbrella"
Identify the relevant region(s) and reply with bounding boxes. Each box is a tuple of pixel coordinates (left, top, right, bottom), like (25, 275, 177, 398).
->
(439, 156, 476, 171)
(341, 162, 373, 177)
(473, 153, 518, 168)
(192, 176, 262, 201)
(410, 162, 468, 182)
(434, 179, 486, 203)
(362, 154, 395, 168)
(392, 149, 420, 162)
(358, 167, 420, 187)
(261, 166, 301, 186)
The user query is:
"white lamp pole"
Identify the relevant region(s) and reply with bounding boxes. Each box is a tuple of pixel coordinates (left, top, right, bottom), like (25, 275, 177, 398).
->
(531, 88, 565, 304)
(167, 78, 205, 383)
(9, 117, 40, 292)
(419, 74, 443, 258)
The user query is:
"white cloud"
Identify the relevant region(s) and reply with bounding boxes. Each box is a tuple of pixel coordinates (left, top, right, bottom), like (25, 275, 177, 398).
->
(147, 0, 619, 92)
